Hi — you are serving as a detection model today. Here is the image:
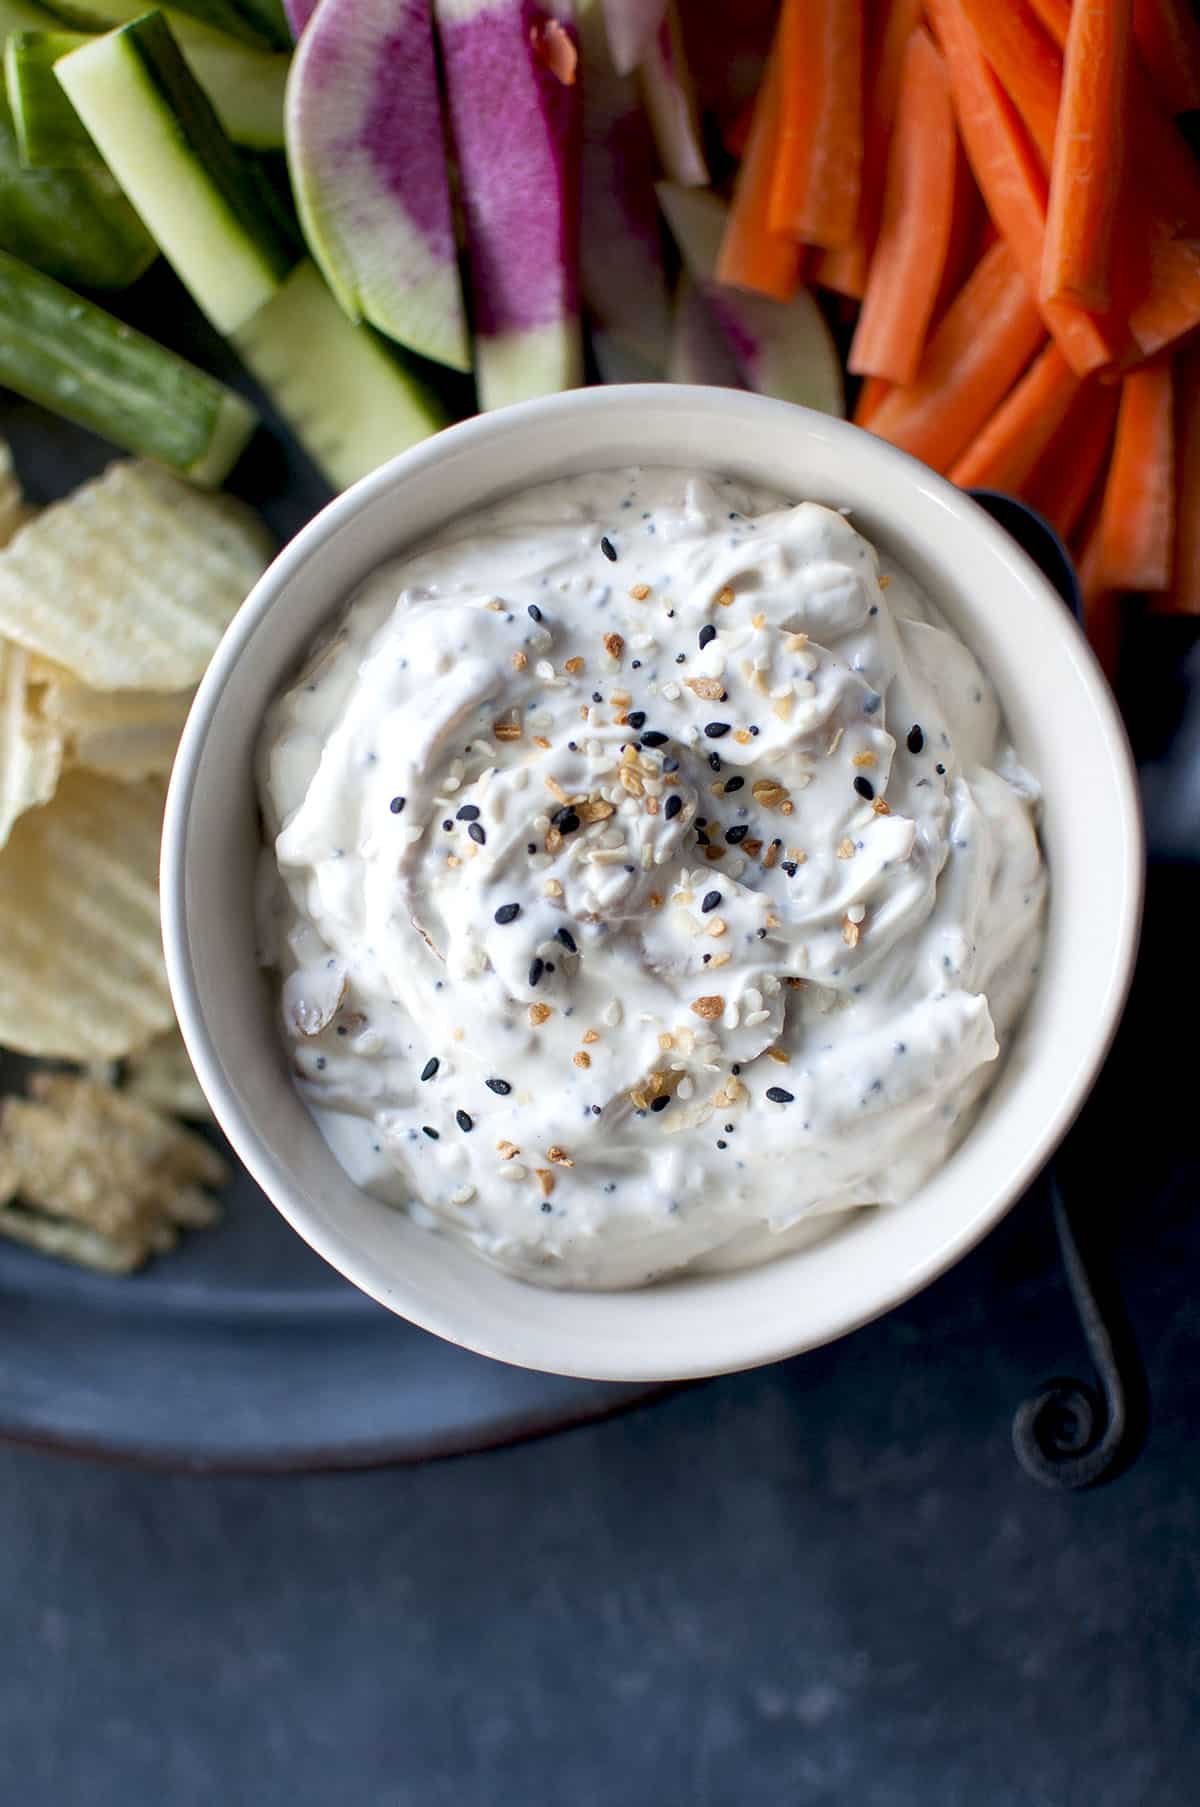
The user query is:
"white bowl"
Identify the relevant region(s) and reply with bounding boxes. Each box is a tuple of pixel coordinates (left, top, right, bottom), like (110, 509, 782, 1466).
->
(161, 386, 1143, 1382)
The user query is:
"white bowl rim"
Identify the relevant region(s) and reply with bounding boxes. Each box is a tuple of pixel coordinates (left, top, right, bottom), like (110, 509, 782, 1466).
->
(162, 385, 1144, 1381)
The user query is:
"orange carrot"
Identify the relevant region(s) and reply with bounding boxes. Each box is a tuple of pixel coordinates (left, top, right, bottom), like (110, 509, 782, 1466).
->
(956, 0, 1061, 167)
(1027, 0, 1070, 46)
(1075, 513, 1124, 687)
(931, 148, 985, 324)
(866, 240, 1045, 473)
(768, 0, 864, 247)
(1024, 380, 1120, 539)
(1134, 0, 1200, 114)
(854, 375, 892, 426)
(928, 0, 1118, 375)
(1097, 362, 1175, 590)
(1041, 0, 1133, 312)
(948, 343, 1081, 491)
(1128, 228, 1200, 359)
(717, 43, 804, 300)
(1159, 343, 1200, 613)
(848, 28, 957, 385)
(722, 94, 757, 159)
(813, 242, 868, 300)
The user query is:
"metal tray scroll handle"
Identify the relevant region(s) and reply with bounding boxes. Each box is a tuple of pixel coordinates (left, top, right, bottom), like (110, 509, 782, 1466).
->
(970, 492, 1149, 1491)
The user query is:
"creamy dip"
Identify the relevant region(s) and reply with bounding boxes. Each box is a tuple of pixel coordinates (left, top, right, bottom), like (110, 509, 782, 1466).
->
(257, 468, 1046, 1289)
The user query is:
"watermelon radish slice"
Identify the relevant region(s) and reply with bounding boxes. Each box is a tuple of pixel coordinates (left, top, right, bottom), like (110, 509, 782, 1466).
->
(579, 0, 668, 372)
(435, 0, 582, 411)
(600, 0, 662, 75)
(286, 0, 469, 371)
(283, 0, 315, 35)
(637, 2, 706, 187)
(667, 272, 742, 387)
(657, 183, 844, 416)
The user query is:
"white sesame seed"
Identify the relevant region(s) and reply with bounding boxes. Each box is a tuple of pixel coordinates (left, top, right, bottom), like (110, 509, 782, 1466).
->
(676, 1076, 694, 1100)
(535, 660, 556, 682)
(661, 682, 682, 701)
(497, 1164, 527, 1182)
(847, 903, 866, 923)
(603, 999, 623, 1027)
(744, 1009, 770, 1026)
(529, 852, 552, 869)
(450, 1185, 476, 1206)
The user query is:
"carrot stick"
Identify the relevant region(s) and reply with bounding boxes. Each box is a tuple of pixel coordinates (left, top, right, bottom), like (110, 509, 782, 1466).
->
(928, 0, 1119, 375)
(1097, 362, 1175, 591)
(768, 0, 864, 247)
(848, 28, 957, 385)
(1128, 228, 1200, 359)
(866, 240, 1045, 473)
(1134, 0, 1200, 115)
(1041, 0, 1133, 312)
(1028, 0, 1070, 46)
(931, 149, 985, 325)
(1024, 380, 1120, 539)
(1075, 513, 1124, 687)
(716, 43, 805, 300)
(722, 94, 757, 159)
(956, 0, 1061, 167)
(1158, 343, 1200, 613)
(854, 375, 892, 426)
(948, 343, 1081, 491)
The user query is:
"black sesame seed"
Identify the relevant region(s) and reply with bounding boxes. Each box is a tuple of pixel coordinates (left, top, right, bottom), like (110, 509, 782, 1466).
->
(907, 724, 924, 754)
(640, 730, 668, 747)
(592, 690, 603, 703)
(935, 762, 946, 775)
(716, 1139, 728, 1149)
(766, 1086, 795, 1104)
(708, 752, 722, 771)
(731, 1065, 741, 1076)
(389, 796, 406, 814)
(528, 604, 542, 622)
(631, 659, 641, 670)
(540, 1200, 553, 1213)
(704, 721, 731, 738)
(494, 902, 521, 924)
(749, 725, 759, 736)
(701, 890, 722, 912)
(557, 810, 581, 834)
(724, 776, 744, 793)
(724, 1123, 735, 1133)
(468, 822, 486, 844)
(699, 624, 717, 649)
(650, 1095, 669, 1112)
(555, 927, 577, 953)
(725, 824, 748, 844)
(782, 861, 798, 876)
(315, 1056, 326, 1070)
(600, 535, 618, 561)
(702, 953, 712, 964)
(420, 1057, 439, 1082)
(853, 775, 875, 800)
(527, 842, 537, 854)
(529, 958, 544, 987)
(455, 804, 480, 821)
(455, 1110, 473, 1133)
(443, 819, 453, 831)
(664, 794, 682, 820)
(422, 1126, 439, 1139)
(486, 1078, 512, 1095)
(627, 710, 646, 729)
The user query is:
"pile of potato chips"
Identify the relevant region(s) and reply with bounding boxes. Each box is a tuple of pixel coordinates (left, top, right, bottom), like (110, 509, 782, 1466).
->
(0, 446, 273, 1272)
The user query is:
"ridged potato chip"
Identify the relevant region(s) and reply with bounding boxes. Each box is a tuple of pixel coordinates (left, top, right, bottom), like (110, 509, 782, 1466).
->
(0, 768, 172, 1058)
(0, 1072, 225, 1272)
(0, 460, 273, 690)
(40, 673, 192, 781)
(0, 440, 29, 547)
(0, 639, 63, 848)
(125, 1026, 211, 1120)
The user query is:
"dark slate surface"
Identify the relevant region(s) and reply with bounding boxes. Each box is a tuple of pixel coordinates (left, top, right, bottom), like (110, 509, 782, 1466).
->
(1, 860, 1197, 1806)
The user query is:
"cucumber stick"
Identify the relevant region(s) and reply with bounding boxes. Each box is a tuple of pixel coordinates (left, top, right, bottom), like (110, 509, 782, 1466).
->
(42, 0, 288, 146)
(45, 0, 274, 50)
(6, 31, 95, 167)
(56, 12, 295, 333)
(233, 262, 447, 492)
(0, 250, 258, 484)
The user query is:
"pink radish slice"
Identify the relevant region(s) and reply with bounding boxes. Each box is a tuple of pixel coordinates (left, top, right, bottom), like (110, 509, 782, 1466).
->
(287, 0, 469, 370)
(580, 0, 669, 371)
(656, 183, 844, 416)
(435, 0, 583, 410)
(283, 0, 316, 36)
(637, 2, 707, 187)
(667, 274, 742, 387)
(601, 0, 663, 75)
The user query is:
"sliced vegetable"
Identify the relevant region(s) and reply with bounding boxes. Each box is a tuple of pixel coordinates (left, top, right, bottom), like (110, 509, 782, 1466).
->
(0, 249, 257, 484)
(231, 0, 289, 47)
(45, 0, 275, 50)
(579, 0, 669, 372)
(1134, 0, 1200, 115)
(665, 272, 742, 387)
(852, 375, 891, 426)
(658, 182, 842, 416)
(232, 260, 446, 492)
(5, 30, 95, 167)
(1024, 379, 1119, 539)
(0, 85, 155, 286)
(286, 0, 468, 371)
(955, 0, 1061, 167)
(1161, 344, 1200, 613)
(281, 0, 313, 38)
(636, 1, 706, 187)
(1097, 362, 1174, 591)
(1041, 0, 1132, 311)
(848, 27, 956, 387)
(948, 343, 1081, 491)
(56, 12, 296, 334)
(1128, 227, 1200, 360)
(769, 0, 863, 248)
(716, 39, 803, 301)
(1076, 513, 1122, 685)
(866, 240, 1044, 473)
(435, 0, 582, 410)
(602, 0, 663, 76)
